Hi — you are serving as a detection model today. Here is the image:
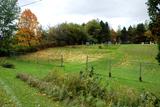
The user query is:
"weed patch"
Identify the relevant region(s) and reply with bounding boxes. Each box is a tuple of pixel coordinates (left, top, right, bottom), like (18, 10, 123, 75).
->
(16, 69, 160, 107)
(0, 87, 16, 107)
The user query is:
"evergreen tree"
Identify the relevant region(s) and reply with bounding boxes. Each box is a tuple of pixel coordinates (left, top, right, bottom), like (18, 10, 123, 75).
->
(100, 21, 110, 43)
(105, 22, 111, 43)
(134, 23, 146, 43)
(120, 27, 128, 44)
(128, 26, 134, 43)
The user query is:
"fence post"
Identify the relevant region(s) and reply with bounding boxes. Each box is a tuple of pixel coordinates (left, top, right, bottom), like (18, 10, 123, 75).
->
(139, 62, 142, 82)
(48, 55, 50, 64)
(109, 59, 112, 78)
(60, 55, 64, 67)
(86, 55, 89, 71)
(36, 55, 38, 64)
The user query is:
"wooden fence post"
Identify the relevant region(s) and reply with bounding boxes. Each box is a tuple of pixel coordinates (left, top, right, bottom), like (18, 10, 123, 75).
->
(86, 55, 89, 71)
(109, 59, 112, 78)
(139, 62, 142, 82)
(60, 55, 64, 67)
(36, 55, 38, 64)
(48, 55, 49, 64)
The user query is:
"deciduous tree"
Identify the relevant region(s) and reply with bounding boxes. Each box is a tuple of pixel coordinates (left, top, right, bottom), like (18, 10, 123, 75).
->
(49, 23, 88, 46)
(85, 19, 101, 43)
(0, 0, 20, 56)
(110, 29, 117, 44)
(147, 0, 160, 63)
(16, 9, 41, 47)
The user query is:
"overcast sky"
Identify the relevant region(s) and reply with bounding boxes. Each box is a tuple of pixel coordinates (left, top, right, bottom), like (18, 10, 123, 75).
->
(18, 0, 150, 30)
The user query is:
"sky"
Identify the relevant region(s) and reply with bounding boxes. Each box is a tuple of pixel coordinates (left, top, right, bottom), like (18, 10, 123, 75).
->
(18, 0, 150, 30)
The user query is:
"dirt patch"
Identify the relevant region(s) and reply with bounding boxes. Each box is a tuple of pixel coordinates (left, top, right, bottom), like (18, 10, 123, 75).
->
(18, 48, 106, 63)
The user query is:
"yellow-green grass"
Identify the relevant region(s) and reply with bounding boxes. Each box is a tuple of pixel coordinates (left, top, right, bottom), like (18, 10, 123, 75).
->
(0, 44, 160, 106)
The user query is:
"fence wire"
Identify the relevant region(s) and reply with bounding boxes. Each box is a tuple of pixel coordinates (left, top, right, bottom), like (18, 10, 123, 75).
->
(1, 51, 160, 82)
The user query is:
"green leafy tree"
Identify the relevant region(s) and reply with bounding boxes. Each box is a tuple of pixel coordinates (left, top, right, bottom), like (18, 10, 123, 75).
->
(147, 0, 160, 63)
(0, 0, 20, 56)
(85, 19, 101, 43)
(49, 23, 88, 46)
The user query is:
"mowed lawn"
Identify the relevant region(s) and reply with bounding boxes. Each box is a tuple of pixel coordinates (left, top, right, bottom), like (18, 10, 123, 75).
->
(0, 44, 160, 107)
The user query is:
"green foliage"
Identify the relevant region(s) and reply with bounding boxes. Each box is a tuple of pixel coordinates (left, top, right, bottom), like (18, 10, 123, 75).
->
(0, 0, 20, 56)
(0, 44, 159, 107)
(40, 27, 54, 48)
(147, 0, 160, 63)
(120, 27, 128, 44)
(134, 23, 147, 43)
(146, 0, 160, 22)
(100, 21, 111, 43)
(1, 62, 15, 69)
(85, 19, 102, 43)
(42, 20, 111, 46)
(128, 26, 135, 43)
(156, 43, 160, 64)
(0, 87, 16, 107)
(48, 23, 88, 46)
(14, 45, 38, 53)
(16, 67, 160, 107)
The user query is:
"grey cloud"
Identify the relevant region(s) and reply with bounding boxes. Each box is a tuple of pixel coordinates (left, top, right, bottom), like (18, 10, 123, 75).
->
(65, 0, 149, 19)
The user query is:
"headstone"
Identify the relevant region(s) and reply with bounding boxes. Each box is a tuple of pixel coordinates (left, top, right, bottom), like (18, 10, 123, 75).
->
(141, 42, 144, 45)
(0, 31, 3, 39)
(86, 42, 90, 46)
(108, 41, 112, 44)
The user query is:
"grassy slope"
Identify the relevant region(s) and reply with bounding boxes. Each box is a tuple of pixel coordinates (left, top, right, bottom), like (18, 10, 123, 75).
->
(0, 62, 63, 107)
(0, 85, 17, 107)
(0, 44, 160, 106)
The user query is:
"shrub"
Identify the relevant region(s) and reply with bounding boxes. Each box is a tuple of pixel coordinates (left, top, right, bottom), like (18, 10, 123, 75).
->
(16, 73, 40, 87)
(98, 45, 103, 49)
(16, 73, 30, 82)
(1, 63, 15, 69)
(16, 70, 160, 107)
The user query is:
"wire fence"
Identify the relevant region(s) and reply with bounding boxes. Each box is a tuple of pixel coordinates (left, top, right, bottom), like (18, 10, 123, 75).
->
(1, 51, 160, 107)
(0, 51, 160, 83)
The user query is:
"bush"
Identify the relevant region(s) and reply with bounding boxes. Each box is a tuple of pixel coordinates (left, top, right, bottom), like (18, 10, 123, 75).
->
(0, 48, 11, 56)
(14, 46, 38, 53)
(98, 45, 103, 49)
(16, 73, 40, 87)
(16, 70, 160, 107)
(1, 63, 15, 69)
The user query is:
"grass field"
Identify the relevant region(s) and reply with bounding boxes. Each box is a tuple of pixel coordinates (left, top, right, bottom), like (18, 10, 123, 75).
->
(0, 44, 160, 107)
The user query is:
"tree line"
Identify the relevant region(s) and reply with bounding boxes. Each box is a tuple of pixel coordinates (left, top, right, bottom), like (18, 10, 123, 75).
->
(0, 0, 159, 64)
(42, 20, 157, 46)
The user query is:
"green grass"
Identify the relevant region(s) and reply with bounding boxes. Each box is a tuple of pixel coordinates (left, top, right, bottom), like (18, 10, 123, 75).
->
(0, 85, 17, 107)
(0, 59, 64, 107)
(0, 44, 160, 106)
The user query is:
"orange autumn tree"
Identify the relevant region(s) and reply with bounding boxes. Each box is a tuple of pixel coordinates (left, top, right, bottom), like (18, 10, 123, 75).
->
(16, 9, 41, 47)
(110, 29, 117, 44)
